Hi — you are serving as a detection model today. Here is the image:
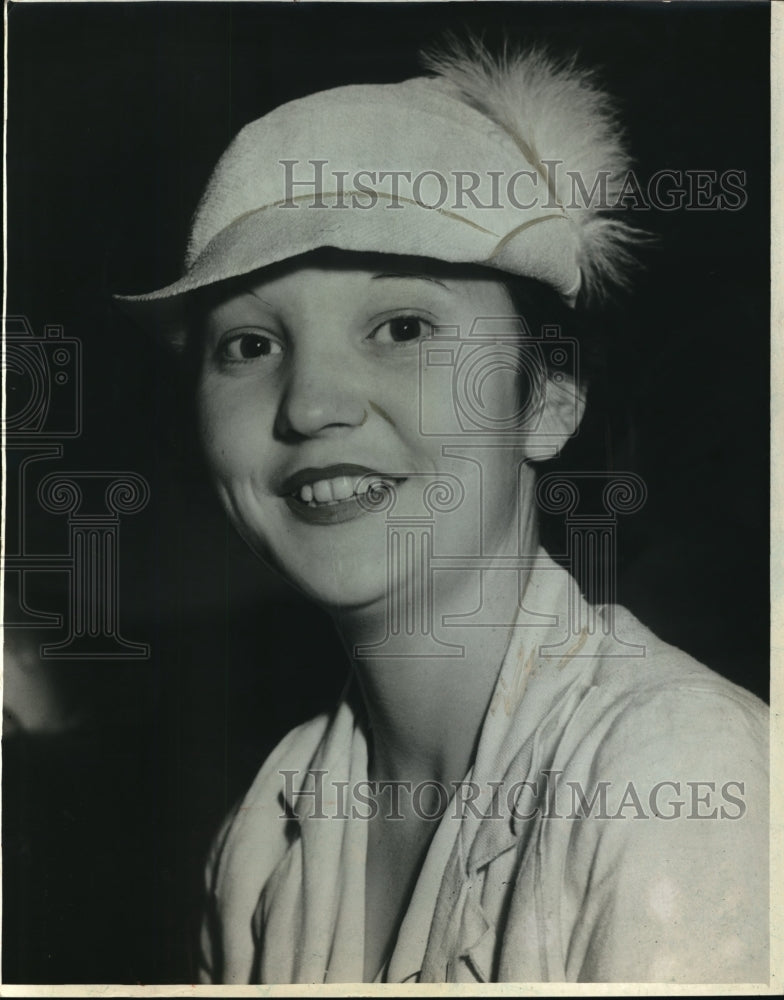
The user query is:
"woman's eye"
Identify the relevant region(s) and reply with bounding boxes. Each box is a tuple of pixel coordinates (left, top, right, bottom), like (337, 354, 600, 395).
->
(219, 331, 283, 362)
(371, 316, 432, 344)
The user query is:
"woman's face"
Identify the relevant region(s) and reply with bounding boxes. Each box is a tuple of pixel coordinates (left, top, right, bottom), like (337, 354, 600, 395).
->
(196, 256, 564, 610)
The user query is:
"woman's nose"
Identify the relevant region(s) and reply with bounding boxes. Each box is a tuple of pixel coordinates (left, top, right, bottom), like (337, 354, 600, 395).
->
(274, 349, 368, 440)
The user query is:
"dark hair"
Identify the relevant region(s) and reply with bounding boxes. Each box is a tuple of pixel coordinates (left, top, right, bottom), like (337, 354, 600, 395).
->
(502, 273, 608, 388)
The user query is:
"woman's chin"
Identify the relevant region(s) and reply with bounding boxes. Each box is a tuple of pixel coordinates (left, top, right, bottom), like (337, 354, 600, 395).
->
(270, 563, 390, 613)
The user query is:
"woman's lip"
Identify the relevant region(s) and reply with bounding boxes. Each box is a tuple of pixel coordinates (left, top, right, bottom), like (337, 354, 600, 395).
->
(285, 492, 374, 525)
(279, 463, 386, 497)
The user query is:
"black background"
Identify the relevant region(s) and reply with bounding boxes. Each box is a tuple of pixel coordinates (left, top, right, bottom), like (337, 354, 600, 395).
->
(3, 0, 770, 985)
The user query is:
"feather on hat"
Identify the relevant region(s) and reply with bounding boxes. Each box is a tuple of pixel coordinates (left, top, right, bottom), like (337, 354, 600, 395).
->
(422, 37, 644, 302)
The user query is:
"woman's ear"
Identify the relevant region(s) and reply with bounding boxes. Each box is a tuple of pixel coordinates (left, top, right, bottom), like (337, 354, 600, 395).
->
(523, 374, 587, 462)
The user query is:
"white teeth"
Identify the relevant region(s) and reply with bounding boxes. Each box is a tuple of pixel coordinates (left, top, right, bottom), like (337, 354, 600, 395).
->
(295, 474, 402, 506)
(312, 479, 334, 503)
(331, 475, 355, 501)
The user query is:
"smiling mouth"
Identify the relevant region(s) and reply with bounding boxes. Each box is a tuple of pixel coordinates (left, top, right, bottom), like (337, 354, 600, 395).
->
(281, 464, 406, 524)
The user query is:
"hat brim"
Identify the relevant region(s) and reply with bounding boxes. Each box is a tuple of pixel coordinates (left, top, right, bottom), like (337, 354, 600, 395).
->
(114, 201, 579, 348)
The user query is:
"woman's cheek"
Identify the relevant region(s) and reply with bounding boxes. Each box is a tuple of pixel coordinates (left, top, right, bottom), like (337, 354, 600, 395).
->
(198, 385, 253, 475)
(198, 414, 230, 478)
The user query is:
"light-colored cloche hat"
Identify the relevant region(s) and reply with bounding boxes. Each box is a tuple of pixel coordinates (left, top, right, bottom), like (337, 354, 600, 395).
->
(116, 42, 641, 346)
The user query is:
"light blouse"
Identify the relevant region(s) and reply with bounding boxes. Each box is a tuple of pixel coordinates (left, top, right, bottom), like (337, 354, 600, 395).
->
(199, 552, 768, 983)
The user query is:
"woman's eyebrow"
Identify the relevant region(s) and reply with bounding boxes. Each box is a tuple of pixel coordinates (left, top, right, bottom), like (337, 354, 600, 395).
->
(371, 273, 449, 289)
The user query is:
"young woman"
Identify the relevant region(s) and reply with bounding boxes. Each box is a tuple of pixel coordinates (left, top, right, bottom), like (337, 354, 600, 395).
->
(119, 42, 768, 984)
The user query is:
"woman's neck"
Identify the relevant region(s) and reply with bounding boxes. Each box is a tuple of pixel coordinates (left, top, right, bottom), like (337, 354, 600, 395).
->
(333, 558, 533, 791)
